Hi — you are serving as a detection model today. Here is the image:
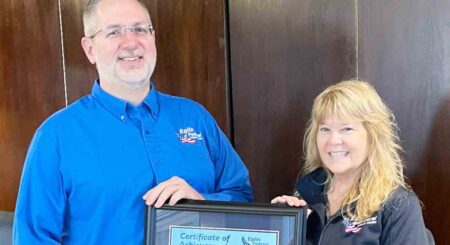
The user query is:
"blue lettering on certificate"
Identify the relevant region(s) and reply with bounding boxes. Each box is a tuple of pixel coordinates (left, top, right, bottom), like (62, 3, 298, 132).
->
(170, 226, 279, 245)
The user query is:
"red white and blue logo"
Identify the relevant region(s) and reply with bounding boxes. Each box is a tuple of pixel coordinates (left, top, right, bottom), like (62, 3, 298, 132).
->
(177, 127, 203, 144)
(342, 216, 377, 233)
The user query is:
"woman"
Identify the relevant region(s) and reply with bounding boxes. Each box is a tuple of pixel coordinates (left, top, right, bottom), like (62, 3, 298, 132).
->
(272, 80, 433, 244)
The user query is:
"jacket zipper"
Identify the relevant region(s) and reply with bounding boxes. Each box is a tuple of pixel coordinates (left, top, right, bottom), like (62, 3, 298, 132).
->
(317, 213, 342, 245)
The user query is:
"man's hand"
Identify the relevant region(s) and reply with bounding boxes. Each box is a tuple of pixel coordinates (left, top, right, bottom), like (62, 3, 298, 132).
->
(142, 176, 205, 208)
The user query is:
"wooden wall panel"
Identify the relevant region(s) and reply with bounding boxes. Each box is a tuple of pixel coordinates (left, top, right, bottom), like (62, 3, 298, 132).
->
(147, 0, 230, 134)
(61, 0, 98, 104)
(359, 1, 450, 243)
(0, 0, 65, 211)
(230, 0, 356, 201)
(61, 0, 230, 134)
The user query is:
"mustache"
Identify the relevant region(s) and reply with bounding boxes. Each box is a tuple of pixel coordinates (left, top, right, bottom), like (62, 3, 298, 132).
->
(117, 50, 143, 58)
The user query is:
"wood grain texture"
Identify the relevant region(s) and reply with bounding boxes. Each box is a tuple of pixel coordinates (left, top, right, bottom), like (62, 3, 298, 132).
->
(60, 0, 98, 103)
(230, 0, 356, 201)
(0, 0, 65, 211)
(146, 0, 230, 134)
(359, 0, 450, 243)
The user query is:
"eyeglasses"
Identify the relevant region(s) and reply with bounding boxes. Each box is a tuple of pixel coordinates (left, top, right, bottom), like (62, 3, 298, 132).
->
(88, 24, 154, 39)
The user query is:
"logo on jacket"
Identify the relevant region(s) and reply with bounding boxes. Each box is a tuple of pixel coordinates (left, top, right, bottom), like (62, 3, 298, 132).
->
(177, 127, 203, 144)
(342, 216, 377, 233)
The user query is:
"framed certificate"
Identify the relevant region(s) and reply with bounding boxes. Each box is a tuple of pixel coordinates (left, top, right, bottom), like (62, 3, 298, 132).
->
(145, 200, 307, 245)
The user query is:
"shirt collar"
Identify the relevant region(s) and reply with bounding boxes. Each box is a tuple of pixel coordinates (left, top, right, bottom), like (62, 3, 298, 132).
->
(91, 80, 160, 121)
(141, 82, 160, 119)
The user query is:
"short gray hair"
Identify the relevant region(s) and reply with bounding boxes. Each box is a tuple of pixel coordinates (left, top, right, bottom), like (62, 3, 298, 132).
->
(83, 0, 102, 35)
(83, 0, 150, 36)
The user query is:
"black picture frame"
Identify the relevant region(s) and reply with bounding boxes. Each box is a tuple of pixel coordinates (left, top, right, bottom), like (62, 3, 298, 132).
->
(145, 199, 307, 245)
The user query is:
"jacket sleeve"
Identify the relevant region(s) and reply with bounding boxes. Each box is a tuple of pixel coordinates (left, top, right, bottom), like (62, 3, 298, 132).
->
(196, 103, 253, 202)
(13, 125, 66, 244)
(380, 191, 431, 245)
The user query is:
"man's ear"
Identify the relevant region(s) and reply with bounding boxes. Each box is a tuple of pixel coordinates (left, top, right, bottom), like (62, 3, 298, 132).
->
(81, 37, 96, 64)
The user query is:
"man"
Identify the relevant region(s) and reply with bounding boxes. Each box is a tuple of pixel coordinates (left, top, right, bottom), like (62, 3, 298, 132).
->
(13, 0, 253, 244)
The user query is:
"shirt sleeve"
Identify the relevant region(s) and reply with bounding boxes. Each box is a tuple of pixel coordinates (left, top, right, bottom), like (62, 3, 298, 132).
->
(196, 104, 253, 202)
(380, 191, 431, 245)
(13, 125, 66, 244)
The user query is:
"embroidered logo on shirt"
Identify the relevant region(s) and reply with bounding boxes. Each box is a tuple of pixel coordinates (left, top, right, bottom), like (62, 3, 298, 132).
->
(177, 127, 203, 144)
(342, 216, 377, 233)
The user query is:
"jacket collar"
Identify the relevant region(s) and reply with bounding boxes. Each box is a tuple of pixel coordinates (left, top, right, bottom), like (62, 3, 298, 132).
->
(296, 167, 328, 205)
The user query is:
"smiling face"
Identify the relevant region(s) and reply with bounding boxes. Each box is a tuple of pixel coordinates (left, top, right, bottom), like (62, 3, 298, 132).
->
(81, 0, 157, 89)
(317, 114, 369, 181)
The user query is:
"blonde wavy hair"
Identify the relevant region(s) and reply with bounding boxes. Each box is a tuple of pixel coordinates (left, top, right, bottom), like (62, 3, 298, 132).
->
(302, 80, 408, 221)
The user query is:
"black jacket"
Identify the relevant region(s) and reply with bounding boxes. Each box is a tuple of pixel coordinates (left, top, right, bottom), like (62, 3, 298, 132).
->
(296, 168, 433, 245)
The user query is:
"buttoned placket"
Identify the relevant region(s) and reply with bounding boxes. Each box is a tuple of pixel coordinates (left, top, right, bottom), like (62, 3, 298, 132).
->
(138, 107, 161, 167)
(124, 106, 153, 165)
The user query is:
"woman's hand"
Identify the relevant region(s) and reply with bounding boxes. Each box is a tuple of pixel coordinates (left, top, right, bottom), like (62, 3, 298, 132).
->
(271, 195, 312, 217)
(271, 195, 307, 207)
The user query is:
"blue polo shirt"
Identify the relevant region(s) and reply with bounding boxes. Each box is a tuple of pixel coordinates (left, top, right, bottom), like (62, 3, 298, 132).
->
(13, 81, 253, 244)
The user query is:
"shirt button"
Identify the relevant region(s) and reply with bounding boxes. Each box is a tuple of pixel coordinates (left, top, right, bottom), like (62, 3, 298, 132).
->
(120, 115, 125, 120)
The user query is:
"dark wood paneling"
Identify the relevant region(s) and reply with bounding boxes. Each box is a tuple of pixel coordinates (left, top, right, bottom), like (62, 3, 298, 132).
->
(359, 1, 450, 243)
(147, 0, 229, 133)
(61, 0, 98, 103)
(61, 0, 230, 134)
(0, 0, 65, 211)
(230, 0, 356, 201)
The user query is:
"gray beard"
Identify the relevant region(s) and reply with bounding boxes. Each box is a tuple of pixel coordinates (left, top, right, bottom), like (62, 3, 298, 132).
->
(96, 64, 152, 89)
